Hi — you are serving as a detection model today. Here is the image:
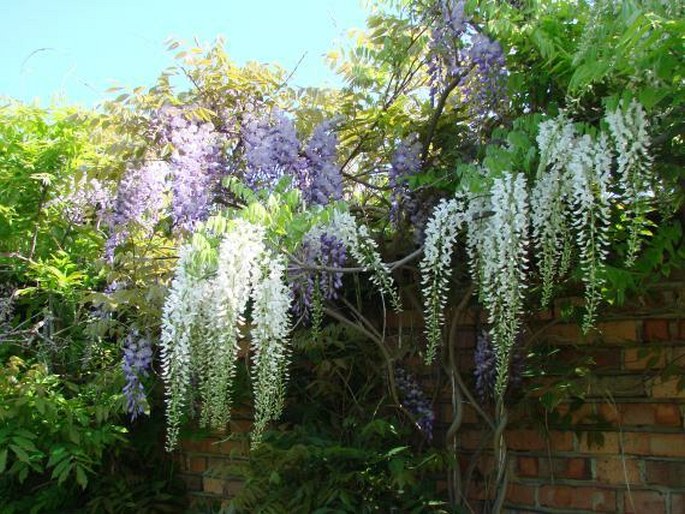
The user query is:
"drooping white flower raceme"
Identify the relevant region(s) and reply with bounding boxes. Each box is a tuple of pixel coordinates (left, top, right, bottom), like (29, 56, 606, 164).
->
(160, 244, 211, 451)
(605, 99, 654, 266)
(532, 115, 576, 306)
(419, 197, 468, 363)
(567, 133, 612, 332)
(161, 220, 268, 451)
(199, 222, 266, 430)
(475, 172, 529, 396)
(332, 211, 402, 312)
(249, 254, 292, 447)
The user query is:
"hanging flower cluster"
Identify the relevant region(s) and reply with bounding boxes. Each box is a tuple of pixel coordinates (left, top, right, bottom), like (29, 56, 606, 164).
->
(159, 207, 407, 449)
(161, 220, 293, 450)
(122, 329, 153, 420)
(394, 367, 435, 440)
(533, 101, 651, 331)
(332, 211, 402, 312)
(241, 110, 304, 191)
(301, 119, 343, 205)
(290, 229, 347, 323)
(419, 197, 468, 363)
(389, 133, 422, 228)
(420, 101, 654, 397)
(106, 160, 170, 259)
(473, 172, 529, 396)
(106, 106, 227, 258)
(426, 0, 507, 116)
(605, 99, 654, 266)
(241, 113, 343, 204)
(473, 330, 525, 402)
(249, 256, 292, 446)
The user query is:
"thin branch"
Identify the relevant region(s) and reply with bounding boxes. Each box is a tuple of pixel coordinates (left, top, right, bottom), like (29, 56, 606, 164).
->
(420, 72, 466, 165)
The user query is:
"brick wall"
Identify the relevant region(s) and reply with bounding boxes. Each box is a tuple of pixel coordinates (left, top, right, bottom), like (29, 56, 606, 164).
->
(175, 417, 251, 509)
(444, 275, 685, 513)
(175, 276, 685, 512)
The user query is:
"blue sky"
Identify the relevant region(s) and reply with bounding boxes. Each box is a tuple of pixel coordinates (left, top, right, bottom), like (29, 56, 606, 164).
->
(0, 0, 367, 107)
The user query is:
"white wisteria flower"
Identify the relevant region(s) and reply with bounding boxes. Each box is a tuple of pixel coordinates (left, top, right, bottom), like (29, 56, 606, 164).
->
(332, 211, 402, 312)
(605, 99, 654, 266)
(419, 197, 468, 364)
(249, 254, 292, 447)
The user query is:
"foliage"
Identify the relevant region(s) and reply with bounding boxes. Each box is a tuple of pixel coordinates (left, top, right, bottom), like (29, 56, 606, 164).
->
(0, 356, 125, 512)
(223, 324, 448, 514)
(1, 0, 684, 512)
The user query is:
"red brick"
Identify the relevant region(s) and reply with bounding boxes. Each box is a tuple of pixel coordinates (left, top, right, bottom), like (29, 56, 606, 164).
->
(679, 320, 685, 339)
(460, 429, 486, 451)
(622, 432, 651, 455)
(549, 430, 575, 451)
(599, 402, 657, 426)
(650, 376, 685, 399)
(385, 311, 424, 329)
(506, 429, 546, 451)
(543, 323, 583, 343)
(672, 493, 685, 514)
(650, 433, 685, 457)
(594, 457, 641, 484)
(645, 461, 685, 487)
(579, 432, 620, 454)
(565, 458, 591, 479)
(655, 403, 682, 426)
(593, 349, 623, 370)
(536, 457, 590, 480)
(624, 490, 666, 514)
(506, 483, 536, 505)
(188, 456, 207, 473)
(644, 319, 670, 341)
(539, 485, 616, 512)
(557, 402, 595, 424)
(178, 473, 202, 492)
(203, 477, 224, 495)
(224, 480, 243, 497)
(517, 457, 538, 477)
(596, 320, 640, 344)
(624, 347, 667, 370)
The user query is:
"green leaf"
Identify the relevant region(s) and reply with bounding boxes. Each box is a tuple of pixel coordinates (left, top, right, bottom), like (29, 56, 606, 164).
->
(75, 464, 88, 489)
(9, 444, 30, 464)
(0, 448, 7, 473)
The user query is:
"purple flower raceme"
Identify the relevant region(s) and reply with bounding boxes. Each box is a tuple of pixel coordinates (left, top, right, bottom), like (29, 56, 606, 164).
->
(474, 330, 525, 402)
(389, 133, 422, 228)
(394, 367, 435, 440)
(106, 106, 227, 258)
(52, 177, 113, 226)
(241, 110, 305, 192)
(105, 160, 170, 260)
(152, 106, 227, 231)
(290, 231, 347, 321)
(301, 119, 342, 205)
(461, 33, 508, 119)
(122, 329, 153, 421)
(427, 0, 507, 117)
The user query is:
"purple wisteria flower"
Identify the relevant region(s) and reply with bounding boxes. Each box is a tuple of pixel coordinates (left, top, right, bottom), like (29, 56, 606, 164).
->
(394, 367, 435, 440)
(461, 34, 508, 119)
(427, 0, 507, 117)
(53, 177, 113, 226)
(122, 329, 153, 421)
(389, 133, 422, 228)
(301, 119, 342, 205)
(474, 330, 525, 402)
(105, 160, 170, 260)
(241, 110, 305, 191)
(152, 106, 226, 230)
(290, 231, 347, 321)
